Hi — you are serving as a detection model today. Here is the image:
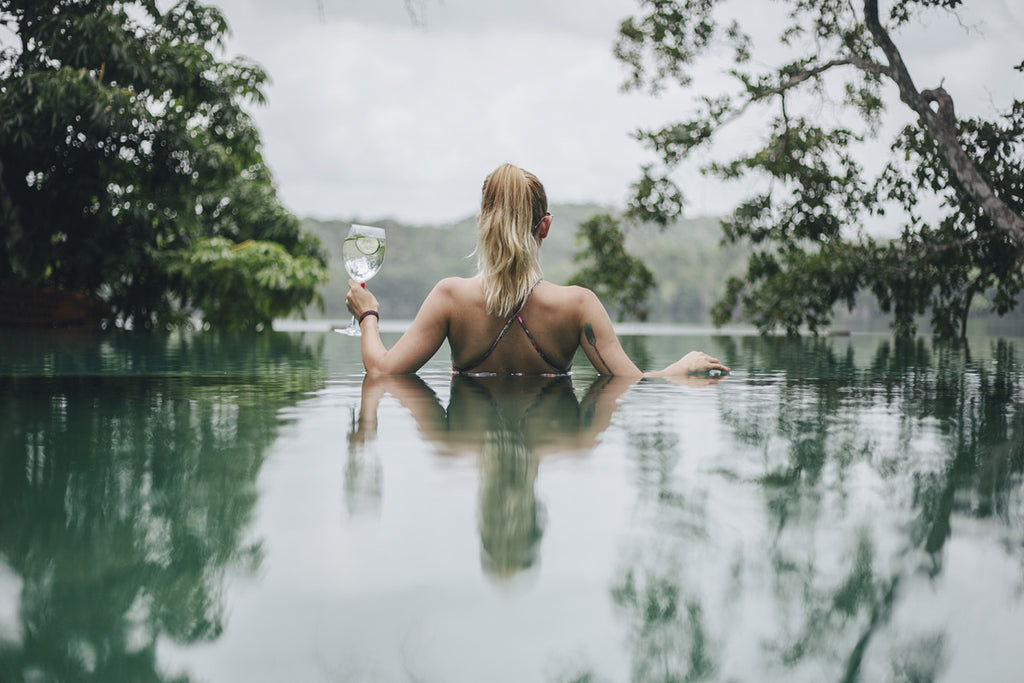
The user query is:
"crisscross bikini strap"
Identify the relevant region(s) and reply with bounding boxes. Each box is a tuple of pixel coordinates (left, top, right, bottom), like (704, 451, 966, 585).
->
(513, 279, 570, 374)
(514, 311, 569, 374)
(453, 280, 544, 373)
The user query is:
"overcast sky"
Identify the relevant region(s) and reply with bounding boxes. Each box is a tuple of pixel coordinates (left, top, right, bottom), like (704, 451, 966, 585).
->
(211, 0, 1023, 225)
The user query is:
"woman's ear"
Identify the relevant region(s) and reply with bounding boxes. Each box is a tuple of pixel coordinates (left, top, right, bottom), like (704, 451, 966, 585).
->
(536, 214, 552, 240)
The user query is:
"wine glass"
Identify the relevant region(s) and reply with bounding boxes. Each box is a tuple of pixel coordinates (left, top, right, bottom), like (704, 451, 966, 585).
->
(337, 224, 386, 336)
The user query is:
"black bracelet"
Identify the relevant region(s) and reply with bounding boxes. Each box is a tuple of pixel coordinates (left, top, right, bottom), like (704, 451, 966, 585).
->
(358, 310, 379, 324)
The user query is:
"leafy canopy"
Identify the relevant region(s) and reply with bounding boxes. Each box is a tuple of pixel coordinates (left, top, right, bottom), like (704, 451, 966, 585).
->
(568, 213, 656, 322)
(0, 0, 327, 329)
(616, 0, 1024, 337)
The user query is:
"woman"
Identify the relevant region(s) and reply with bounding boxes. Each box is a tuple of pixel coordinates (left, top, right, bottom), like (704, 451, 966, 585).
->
(345, 163, 730, 378)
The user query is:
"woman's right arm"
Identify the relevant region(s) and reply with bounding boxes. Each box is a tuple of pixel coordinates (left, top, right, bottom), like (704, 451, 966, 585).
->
(575, 287, 730, 378)
(346, 278, 453, 375)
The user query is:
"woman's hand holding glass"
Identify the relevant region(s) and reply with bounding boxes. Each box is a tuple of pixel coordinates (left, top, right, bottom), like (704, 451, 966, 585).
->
(345, 280, 380, 328)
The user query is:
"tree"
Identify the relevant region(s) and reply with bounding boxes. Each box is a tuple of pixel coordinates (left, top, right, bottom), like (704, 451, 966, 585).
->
(615, 0, 1024, 337)
(568, 213, 656, 322)
(0, 0, 327, 330)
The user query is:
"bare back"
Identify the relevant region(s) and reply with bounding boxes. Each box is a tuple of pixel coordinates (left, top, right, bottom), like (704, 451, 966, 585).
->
(444, 277, 582, 374)
(351, 273, 665, 377)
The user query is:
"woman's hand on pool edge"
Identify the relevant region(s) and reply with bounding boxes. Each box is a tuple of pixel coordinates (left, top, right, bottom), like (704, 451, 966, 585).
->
(656, 350, 730, 377)
(346, 279, 379, 319)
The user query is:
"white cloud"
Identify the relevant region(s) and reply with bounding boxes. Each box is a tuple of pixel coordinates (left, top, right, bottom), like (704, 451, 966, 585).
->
(238, 12, 689, 222)
(212, 0, 1023, 224)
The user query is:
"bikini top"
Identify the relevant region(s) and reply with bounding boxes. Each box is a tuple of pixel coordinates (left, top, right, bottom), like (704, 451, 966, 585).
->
(452, 279, 572, 376)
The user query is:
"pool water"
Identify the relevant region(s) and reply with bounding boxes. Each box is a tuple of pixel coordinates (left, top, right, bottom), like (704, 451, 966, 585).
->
(1, 328, 1022, 682)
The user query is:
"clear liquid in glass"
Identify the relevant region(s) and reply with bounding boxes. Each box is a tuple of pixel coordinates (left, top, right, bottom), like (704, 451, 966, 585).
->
(337, 224, 386, 336)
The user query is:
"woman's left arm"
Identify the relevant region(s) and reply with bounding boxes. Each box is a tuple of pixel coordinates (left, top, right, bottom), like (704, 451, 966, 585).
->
(346, 279, 451, 375)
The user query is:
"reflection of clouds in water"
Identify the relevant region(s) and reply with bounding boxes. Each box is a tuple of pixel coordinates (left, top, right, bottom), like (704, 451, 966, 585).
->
(343, 446, 383, 518)
(0, 562, 21, 642)
(344, 404, 383, 518)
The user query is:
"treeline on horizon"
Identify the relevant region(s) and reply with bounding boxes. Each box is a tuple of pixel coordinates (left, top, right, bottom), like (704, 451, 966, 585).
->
(297, 205, 1024, 337)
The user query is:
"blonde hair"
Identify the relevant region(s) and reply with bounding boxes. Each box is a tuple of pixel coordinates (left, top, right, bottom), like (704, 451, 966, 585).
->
(477, 430, 542, 579)
(477, 164, 548, 318)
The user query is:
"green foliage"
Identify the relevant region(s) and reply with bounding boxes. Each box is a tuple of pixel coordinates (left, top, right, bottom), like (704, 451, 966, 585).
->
(627, 164, 687, 227)
(164, 237, 326, 329)
(868, 106, 1024, 337)
(568, 213, 656, 321)
(615, 0, 1024, 338)
(0, 0, 326, 329)
(712, 239, 872, 336)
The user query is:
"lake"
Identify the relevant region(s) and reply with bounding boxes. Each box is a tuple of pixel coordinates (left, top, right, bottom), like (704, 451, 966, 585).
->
(1, 326, 1022, 682)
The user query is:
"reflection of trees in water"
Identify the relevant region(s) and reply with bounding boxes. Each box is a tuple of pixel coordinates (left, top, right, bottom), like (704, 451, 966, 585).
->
(598, 404, 716, 683)
(610, 567, 715, 683)
(619, 335, 653, 374)
(0, 330, 325, 683)
(866, 339, 1024, 570)
(591, 336, 1023, 682)
(622, 431, 714, 683)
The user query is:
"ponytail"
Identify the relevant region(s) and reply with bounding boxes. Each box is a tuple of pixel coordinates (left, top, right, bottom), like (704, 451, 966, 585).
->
(476, 164, 548, 318)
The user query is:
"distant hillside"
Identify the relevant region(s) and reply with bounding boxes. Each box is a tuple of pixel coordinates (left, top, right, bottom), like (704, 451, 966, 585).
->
(295, 208, 1024, 336)
(297, 205, 746, 324)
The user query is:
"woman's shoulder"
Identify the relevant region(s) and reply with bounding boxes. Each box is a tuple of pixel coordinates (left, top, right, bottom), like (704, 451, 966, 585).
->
(434, 275, 479, 291)
(430, 276, 483, 303)
(539, 281, 599, 306)
(533, 282, 603, 325)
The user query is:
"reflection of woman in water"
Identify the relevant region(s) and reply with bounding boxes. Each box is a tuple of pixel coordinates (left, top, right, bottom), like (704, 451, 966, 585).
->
(476, 419, 542, 577)
(452, 374, 587, 577)
(353, 373, 643, 579)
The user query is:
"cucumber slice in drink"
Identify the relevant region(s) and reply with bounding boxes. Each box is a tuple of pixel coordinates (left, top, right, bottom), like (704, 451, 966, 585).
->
(355, 236, 379, 255)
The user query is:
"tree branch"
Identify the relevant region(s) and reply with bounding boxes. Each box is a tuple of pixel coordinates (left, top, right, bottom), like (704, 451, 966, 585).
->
(701, 56, 888, 136)
(741, 57, 886, 111)
(877, 227, 1009, 279)
(863, 0, 1024, 246)
(0, 158, 26, 277)
(961, 265, 994, 338)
